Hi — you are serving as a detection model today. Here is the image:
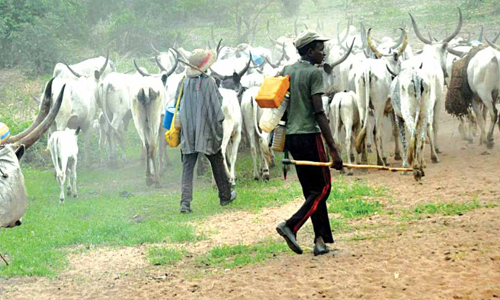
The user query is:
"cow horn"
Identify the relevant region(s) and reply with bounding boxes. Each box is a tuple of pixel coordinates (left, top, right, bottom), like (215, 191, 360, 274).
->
(409, 13, 432, 45)
(492, 32, 500, 44)
(166, 49, 178, 77)
(330, 38, 356, 70)
(338, 21, 350, 45)
(266, 20, 281, 45)
(238, 53, 252, 78)
(209, 68, 231, 81)
(7, 78, 55, 143)
(442, 8, 463, 43)
(264, 56, 278, 69)
(391, 28, 405, 49)
(367, 29, 383, 58)
(276, 44, 287, 66)
(151, 42, 161, 55)
(294, 18, 299, 37)
(485, 37, 500, 52)
(133, 59, 150, 77)
(396, 28, 409, 56)
(478, 25, 484, 42)
(466, 32, 471, 44)
(62, 60, 82, 78)
(447, 47, 466, 58)
(98, 51, 109, 76)
(360, 22, 368, 49)
(207, 40, 213, 50)
(386, 65, 399, 77)
(216, 39, 223, 57)
(14, 82, 65, 150)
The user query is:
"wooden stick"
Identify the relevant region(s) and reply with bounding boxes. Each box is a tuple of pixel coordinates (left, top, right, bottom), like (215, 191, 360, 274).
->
(0, 252, 8, 266)
(177, 58, 210, 77)
(282, 159, 413, 172)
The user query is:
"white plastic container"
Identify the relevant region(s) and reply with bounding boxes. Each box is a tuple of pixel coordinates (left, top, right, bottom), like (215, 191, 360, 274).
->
(259, 95, 289, 133)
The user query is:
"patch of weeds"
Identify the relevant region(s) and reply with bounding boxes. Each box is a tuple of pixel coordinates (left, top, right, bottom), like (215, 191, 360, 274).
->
(147, 247, 186, 266)
(401, 200, 494, 221)
(329, 218, 352, 233)
(196, 240, 288, 270)
(329, 198, 383, 219)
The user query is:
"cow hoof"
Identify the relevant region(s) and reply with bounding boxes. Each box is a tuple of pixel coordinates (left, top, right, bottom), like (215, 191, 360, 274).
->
(394, 153, 402, 161)
(262, 174, 270, 182)
(431, 156, 440, 164)
(436, 148, 442, 154)
(59, 199, 65, 205)
(73, 194, 78, 198)
(146, 178, 154, 187)
(350, 154, 355, 162)
(67, 190, 72, 197)
(367, 146, 373, 153)
(467, 138, 474, 144)
(383, 158, 390, 166)
(486, 141, 494, 149)
(346, 170, 354, 176)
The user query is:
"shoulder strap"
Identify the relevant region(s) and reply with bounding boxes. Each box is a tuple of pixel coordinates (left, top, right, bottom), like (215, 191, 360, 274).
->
(171, 77, 185, 128)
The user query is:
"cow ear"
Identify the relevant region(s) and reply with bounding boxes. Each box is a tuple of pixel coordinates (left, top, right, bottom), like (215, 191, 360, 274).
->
(94, 70, 100, 80)
(161, 74, 168, 86)
(232, 72, 240, 84)
(15, 144, 25, 160)
(75, 127, 81, 135)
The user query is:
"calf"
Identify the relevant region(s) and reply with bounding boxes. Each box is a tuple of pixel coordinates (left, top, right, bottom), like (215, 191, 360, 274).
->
(219, 88, 243, 186)
(329, 91, 360, 175)
(48, 128, 80, 203)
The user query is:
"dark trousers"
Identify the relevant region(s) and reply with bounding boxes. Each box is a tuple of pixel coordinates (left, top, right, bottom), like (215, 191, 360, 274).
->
(285, 133, 334, 243)
(181, 150, 231, 205)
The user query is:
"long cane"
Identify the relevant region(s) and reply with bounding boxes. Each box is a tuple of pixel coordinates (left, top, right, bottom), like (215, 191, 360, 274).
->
(282, 159, 413, 173)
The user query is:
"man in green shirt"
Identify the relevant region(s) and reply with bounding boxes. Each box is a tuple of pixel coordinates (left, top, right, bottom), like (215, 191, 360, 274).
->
(276, 30, 343, 256)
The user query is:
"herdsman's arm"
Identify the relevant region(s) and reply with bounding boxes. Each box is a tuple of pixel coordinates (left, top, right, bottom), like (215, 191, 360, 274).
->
(310, 69, 343, 170)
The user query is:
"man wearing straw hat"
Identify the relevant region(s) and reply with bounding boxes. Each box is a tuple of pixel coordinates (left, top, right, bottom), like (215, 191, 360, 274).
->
(176, 48, 236, 214)
(275, 30, 343, 256)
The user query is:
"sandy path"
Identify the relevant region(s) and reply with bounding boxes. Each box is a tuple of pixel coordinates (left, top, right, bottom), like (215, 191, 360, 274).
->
(1, 108, 499, 299)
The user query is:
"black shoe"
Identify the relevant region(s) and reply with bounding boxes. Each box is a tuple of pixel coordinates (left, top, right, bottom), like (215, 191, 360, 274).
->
(180, 203, 192, 214)
(220, 190, 237, 206)
(313, 244, 330, 256)
(276, 222, 303, 254)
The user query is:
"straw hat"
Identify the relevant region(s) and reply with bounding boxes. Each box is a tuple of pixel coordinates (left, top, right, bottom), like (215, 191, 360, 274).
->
(186, 49, 217, 77)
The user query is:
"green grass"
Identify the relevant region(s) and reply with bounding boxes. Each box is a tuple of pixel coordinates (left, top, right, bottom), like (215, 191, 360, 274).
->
(147, 247, 186, 266)
(196, 240, 288, 270)
(328, 179, 384, 218)
(400, 199, 496, 221)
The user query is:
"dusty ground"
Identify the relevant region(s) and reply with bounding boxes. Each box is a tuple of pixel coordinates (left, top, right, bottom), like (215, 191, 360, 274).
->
(1, 110, 499, 299)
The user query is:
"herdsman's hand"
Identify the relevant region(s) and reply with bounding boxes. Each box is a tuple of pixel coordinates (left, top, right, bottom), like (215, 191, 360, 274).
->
(330, 149, 343, 171)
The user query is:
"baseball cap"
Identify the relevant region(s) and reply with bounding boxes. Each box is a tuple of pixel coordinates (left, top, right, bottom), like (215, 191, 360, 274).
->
(294, 30, 329, 50)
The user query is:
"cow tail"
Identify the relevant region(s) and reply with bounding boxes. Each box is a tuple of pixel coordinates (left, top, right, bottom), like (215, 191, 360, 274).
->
(333, 95, 342, 147)
(251, 96, 272, 164)
(408, 74, 423, 166)
(355, 70, 370, 153)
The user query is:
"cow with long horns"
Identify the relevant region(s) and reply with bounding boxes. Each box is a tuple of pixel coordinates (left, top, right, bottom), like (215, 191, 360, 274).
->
(1, 79, 64, 228)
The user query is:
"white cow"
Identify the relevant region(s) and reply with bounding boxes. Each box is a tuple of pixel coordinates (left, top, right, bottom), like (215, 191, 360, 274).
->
(131, 61, 172, 186)
(1, 79, 64, 228)
(219, 88, 243, 186)
(467, 42, 500, 148)
(48, 128, 80, 203)
(46, 56, 109, 166)
(406, 7, 463, 160)
(241, 87, 273, 181)
(354, 58, 393, 166)
(53, 56, 116, 79)
(390, 67, 432, 180)
(329, 91, 360, 175)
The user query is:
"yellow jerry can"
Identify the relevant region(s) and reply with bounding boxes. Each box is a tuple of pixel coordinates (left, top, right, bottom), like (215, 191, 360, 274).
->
(255, 75, 290, 108)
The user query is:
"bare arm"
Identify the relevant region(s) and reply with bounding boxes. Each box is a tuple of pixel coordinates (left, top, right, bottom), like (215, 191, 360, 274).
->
(312, 94, 343, 170)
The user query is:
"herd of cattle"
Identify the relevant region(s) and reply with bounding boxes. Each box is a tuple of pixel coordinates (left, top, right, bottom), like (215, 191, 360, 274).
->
(1, 7, 500, 229)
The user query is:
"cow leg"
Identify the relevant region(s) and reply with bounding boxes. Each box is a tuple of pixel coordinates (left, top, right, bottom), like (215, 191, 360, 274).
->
(478, 90, 498, 149)
(58, 157, 68, 203)
(220, 123, 233, 182)
(373, 108, 386, 166)
(83, 130, 91, 168)
(395, 116, 409, 175)
(259, 136, 271, 181)
(247, 129, 260, 180)
(145, 143, 153, 187)
(344, 123, 354, 176)
(390, 113, 402, 161)
(228, 132, 241, 186)
(366, 114, 374, 153)
(427, 121, 440, 163)
(472, 99, 487, 146)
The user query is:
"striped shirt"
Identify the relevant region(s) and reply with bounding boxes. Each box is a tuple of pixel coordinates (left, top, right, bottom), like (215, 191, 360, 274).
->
(177, 76, 225, 155)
